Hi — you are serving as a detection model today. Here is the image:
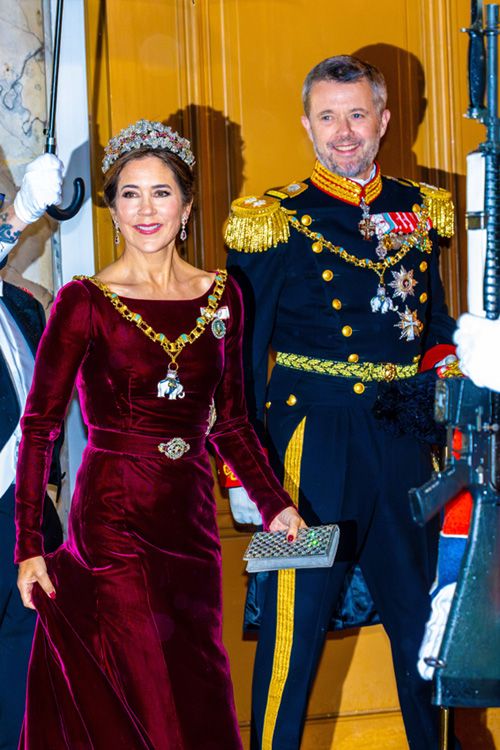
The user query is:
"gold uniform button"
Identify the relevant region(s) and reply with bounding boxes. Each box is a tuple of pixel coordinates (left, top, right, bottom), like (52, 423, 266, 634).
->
(312, 241, 323, 253)
(286, 394, 297, 406)
(348, 353, 359, 363)
(412, 203, 421, 213)
(341, 325, 352, 337)
(332, 298, 342, 310)
(419, 292, 428, 303)
(265, 401, 272, 409)
(300, 214, 312, 226)
(322, 269, 334, 281)
(420, 261, 428, 272)
(353, 382, 365, 395)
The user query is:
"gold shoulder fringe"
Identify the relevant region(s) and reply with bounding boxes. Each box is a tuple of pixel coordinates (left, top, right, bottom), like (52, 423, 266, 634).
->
(419, 183, 455, 238)
(224, 195, 290, 252)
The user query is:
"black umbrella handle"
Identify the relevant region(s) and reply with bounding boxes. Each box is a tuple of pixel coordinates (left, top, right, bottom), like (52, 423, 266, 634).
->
(44, 0, 85, 222)
(44, 141, 85, 221)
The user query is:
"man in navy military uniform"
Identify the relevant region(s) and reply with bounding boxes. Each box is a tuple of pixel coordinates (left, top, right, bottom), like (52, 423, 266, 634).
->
(225, 56, 457, 749)
(0, 154, 64, 750)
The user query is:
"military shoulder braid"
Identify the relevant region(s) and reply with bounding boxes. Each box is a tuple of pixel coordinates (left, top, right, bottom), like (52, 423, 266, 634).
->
(224, 182, 308, 253)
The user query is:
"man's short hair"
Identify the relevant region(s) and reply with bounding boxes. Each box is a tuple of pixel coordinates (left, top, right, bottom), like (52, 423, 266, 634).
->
(302, 55, 388, 116)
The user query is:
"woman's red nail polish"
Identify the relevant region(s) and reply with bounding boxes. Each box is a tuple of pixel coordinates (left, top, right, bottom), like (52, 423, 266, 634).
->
(287, 535, 294, 542)
(49, 591, 56, 600)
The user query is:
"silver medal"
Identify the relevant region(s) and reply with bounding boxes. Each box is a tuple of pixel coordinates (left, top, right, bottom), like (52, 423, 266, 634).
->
(370, 285, 396, 314)
(211, 318, 226, 339)
(157, 367, 185, 399)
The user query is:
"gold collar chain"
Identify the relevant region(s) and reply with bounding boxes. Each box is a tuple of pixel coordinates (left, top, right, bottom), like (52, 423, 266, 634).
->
(76, 270, 228, 362)
(74, 270, 228, 401)
(288, 208, 432, 287)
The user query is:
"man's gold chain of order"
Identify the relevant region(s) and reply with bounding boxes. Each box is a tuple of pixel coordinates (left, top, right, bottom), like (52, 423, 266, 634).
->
(287, 207, 432, 285)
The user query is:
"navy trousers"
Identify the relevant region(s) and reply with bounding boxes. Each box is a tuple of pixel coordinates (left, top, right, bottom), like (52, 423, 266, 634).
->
(0, 486, 62, 750)
(251, 368, 443, 750)
(0, 486, 36, 750)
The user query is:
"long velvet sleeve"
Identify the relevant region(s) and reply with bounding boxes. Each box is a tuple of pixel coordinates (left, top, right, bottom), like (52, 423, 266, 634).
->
(15, 281, 91, 562)
(227, 244, 286, 438)
(208, 277, 294, 528)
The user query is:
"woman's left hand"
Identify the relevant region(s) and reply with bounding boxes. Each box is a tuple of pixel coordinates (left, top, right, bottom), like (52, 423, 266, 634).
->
(269, 506, 307, 541)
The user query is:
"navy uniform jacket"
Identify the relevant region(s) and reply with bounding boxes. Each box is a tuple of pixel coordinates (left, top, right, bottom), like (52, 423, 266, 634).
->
(1, 281, 62, 549)
(226, 162, 455, 629)
(226, 162, 456, 434)
(1, 284, 46, 454)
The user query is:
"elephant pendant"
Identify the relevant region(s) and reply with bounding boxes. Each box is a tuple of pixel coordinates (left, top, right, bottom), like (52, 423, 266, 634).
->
(157, 367, 185, 399)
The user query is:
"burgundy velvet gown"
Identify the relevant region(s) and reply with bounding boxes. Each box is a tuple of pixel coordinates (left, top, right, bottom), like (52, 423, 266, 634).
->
(14, 273, 292, 750)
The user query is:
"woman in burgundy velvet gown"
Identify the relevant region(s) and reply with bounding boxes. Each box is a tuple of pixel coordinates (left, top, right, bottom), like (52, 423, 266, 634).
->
(15, 120, 304, 750)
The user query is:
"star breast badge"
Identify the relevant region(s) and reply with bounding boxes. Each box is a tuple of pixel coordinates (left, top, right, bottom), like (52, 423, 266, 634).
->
(388, 265, 417, 301)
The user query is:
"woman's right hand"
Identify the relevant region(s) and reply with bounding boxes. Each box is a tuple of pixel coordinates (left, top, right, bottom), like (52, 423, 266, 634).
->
(17, 555, 56, 610)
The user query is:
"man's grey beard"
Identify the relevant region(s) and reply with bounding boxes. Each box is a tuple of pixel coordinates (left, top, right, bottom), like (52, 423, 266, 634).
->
(314, 141, 380, 180)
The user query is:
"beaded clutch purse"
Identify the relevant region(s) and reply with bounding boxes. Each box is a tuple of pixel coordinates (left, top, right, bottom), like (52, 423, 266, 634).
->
(243, 524, 340, 572)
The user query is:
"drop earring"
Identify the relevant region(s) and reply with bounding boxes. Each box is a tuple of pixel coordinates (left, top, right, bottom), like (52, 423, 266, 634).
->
(113, 219, 121, 246)
(180, 216, 187, 242)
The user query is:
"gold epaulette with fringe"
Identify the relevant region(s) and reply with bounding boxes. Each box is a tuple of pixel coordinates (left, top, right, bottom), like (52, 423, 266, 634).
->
(419, 183, 454, 238)
(224, 195, 290, 253)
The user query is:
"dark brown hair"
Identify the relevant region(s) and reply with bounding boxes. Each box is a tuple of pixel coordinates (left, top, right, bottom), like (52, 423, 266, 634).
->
(103, 147, 195, 209)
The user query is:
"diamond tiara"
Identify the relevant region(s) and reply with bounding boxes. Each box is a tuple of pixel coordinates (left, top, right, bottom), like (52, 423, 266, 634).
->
(102, 119, 195, 174)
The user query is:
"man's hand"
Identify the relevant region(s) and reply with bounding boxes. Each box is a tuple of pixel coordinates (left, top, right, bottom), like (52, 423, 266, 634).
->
(13, 154, 64, 225)
(228, 486, 263, 525)
(17, 555, 56, 610)
(454, 313, 500, 392)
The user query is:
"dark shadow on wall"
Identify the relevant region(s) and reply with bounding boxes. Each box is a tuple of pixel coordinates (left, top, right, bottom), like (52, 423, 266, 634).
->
(354, 43, 468, 318)
(166, 106, 245, 272)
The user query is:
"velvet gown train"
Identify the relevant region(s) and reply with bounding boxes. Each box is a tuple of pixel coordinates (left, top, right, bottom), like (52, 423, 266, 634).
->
(14, 273, 292, 750)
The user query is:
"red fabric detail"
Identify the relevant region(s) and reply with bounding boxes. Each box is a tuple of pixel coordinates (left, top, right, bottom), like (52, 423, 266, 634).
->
(442, 489, 473, 536)
(215, 448, 270, 489)
(14, 275, 293, 748)
(419, 343, 456, 372)
(19, 286, 34, 297)
(452, 429, 463, 456)
(441, 430, 472, 536)
(215, 453, 241, 488)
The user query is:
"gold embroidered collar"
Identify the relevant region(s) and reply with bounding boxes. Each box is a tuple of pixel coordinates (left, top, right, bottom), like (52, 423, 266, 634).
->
(310, 160, 382, 206)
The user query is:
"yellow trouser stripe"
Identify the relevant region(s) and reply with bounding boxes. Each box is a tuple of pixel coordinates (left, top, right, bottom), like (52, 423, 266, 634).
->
(262, 416, 306, 750)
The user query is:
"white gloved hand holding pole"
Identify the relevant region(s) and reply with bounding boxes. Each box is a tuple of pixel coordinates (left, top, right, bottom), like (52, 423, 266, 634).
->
(454, 313, 500, 392)
(13, 153, 64, 225)
(228, 486, 263, 525)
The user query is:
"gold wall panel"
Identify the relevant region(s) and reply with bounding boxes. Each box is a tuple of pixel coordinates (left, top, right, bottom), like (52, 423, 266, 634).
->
(85, 1, 499, 747)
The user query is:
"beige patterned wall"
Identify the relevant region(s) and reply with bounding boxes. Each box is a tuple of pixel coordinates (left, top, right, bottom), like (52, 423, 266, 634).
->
(0, 0, 54, 308)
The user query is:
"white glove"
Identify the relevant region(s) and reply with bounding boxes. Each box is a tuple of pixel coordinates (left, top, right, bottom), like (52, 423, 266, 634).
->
(417, 582, 456, 680)
(228, 486, 263, 525)
(13, 153, 64, 224)
(454, 313, 500, 392)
